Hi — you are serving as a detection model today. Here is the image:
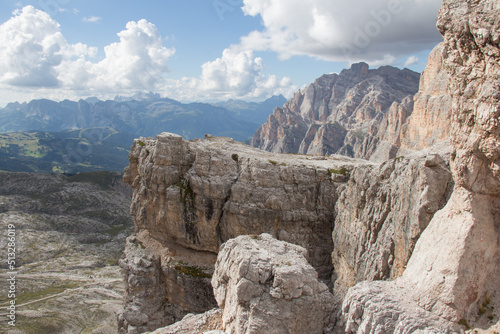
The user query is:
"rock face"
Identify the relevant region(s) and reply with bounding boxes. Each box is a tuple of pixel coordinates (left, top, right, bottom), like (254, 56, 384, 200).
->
(342, 0, 500, 332)
(332, 152, 453, 297)
(119, 2, 500, 332)
(120, 133, 371, 332)
(212, 234, 334, 334)
(251, 63, 420, 161)
(399, 43, 452, 151)
(149, 309, 224, 334)
(120, 131, 456, 333)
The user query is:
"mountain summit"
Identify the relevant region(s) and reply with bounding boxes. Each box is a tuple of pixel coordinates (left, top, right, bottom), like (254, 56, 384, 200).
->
(252, 63, 421, 161)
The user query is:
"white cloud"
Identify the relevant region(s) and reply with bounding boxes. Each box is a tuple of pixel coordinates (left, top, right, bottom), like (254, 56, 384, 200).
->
(164, 48, 295, 101)
(0, 6, 64, 87)
(239, 0, 442, 64)
(83, 19, 175, 92)
(0, 6, 293, 103)
(404, 55, 419, 67)
(82, 16, 102, 23)
(0, 7, 175, 98)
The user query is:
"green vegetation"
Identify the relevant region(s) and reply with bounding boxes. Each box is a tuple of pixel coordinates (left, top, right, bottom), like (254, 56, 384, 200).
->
(328, 167, 348, 175)
(268, 159, 278, 165)
(0, 128, 135, 174)
(175, 263, 211, 278)
(478, 291, 493, 317)
(458, 319, 471, 330)
(2, 283, 79, 306)
(178, 177, 196, 211)
(138, 140, 146, 147)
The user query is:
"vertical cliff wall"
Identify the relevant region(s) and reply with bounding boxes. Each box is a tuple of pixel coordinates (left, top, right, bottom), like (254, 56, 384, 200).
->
(343, 1, 500, 332)
(119, 133, 369, 333)
(399, 43, 452, 151)
(332, 153, 453, 297)
(119, 131, 454, 333)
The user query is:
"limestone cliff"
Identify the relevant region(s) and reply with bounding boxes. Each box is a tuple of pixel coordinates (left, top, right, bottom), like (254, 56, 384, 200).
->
(332, 152, 453, 297)
(399, 43, 452, 151)
(251, 63, 420, 162)
(119, 132, 453, 333)
(119, 133, 369, 333)
(342, 0, 500, 332)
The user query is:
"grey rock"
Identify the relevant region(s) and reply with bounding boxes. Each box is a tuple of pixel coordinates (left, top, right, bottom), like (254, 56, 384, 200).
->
(121, 134, 370, 332)
(251, 63, 420, 161)
(341, 1, 500, 332)
(332, 152, 453, 297)
(148, 309, 224, 334)
(211, 234, 334, 334)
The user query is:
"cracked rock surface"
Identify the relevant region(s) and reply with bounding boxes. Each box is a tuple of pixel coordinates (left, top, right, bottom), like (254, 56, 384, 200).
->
(211, 234, 334, 334)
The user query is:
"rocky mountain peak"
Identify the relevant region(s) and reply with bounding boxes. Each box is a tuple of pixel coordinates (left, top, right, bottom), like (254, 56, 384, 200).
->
(348, 62, 369, 74)
(252, 62, 421, 161)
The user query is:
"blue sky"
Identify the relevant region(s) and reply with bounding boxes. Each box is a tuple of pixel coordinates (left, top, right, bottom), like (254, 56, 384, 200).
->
(0, 0, 443, 106)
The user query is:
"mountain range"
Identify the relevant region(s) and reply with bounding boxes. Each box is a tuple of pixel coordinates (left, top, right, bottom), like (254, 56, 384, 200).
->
(0, 94, 286, 141)
(0, 95, 286, 173)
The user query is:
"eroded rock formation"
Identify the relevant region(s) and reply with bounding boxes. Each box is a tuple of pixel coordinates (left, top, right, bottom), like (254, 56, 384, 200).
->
(342, 0, 500, 332)
(332, 152, 453, 297)
(251, 63, 420, 161)
(119, 133, 369, 332)
(399, 43, 452, 151)
(119, 1, 500, 332)
(212, 234, 334, 334)
(119, 131, 453, 333)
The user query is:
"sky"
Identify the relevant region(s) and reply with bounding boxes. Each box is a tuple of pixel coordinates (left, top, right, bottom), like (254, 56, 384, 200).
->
(0, 0, 444, 107)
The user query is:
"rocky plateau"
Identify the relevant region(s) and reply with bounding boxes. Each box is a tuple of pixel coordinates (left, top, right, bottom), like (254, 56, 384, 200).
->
(0, 171, 133, 334)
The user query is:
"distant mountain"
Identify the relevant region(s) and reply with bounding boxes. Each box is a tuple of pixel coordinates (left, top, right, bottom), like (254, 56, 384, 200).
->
(213, 95, 287, 125)
(252, 63, 421, 162)
(0, 128, 135, 173)
(0, 95, 284, 142)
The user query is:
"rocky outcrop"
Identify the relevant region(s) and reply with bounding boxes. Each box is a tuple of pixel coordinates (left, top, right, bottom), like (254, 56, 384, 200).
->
(332, 151, 453, 297)
(149, 309, 224, 334)
(252, 63, 420, 161)
(120, 3, 500, 332)
(120, 130, 456, 333)
(342, 0, 500, 332)
(120, 133, 371, 332)
(148, 234, 333, 334)
(342, 281, 460, 333)
(212, 234, 334, 334)
(399, 43, 452, 151)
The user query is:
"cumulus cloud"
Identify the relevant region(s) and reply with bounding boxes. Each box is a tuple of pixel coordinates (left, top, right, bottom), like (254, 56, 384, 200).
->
(0, 6, 64, 87)
(0, 6, 175, 97)
(83, 19, 175, 92)
(404, 55, 419, 67)
(0, 6, 293, 103)
(239, 0, 442, 64)
(82, 16, 102, 23)
(165, 48, 295, 101)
